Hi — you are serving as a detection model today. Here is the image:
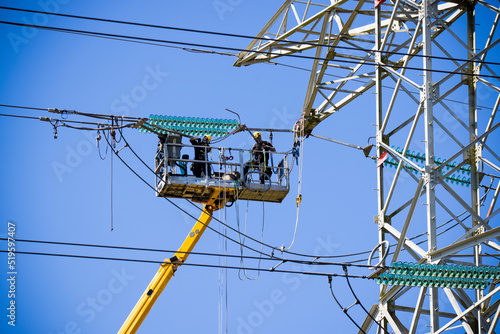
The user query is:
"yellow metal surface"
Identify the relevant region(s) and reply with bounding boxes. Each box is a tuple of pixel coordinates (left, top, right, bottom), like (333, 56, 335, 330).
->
(118, 191, 224, 334)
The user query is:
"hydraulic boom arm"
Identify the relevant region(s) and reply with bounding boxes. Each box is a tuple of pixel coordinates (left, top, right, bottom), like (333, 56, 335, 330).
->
(118, 196, 223, 333)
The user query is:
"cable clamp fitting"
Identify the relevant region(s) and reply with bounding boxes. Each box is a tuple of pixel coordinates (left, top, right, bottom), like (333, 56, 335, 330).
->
(296, 194, 302, 207)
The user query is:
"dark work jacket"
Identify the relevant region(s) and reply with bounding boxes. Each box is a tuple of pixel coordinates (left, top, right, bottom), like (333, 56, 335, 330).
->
(252, 141, 273, 164)
(190, 138, 210, 161)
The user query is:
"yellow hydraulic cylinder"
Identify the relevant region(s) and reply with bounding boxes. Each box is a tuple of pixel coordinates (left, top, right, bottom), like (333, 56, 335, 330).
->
(118, 204, 217, 334)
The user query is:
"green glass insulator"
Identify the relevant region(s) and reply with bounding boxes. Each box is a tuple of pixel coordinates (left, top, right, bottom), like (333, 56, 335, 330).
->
(436, 265, 444, 277)
(404, 275, 412, 287)
(419, 264, 426, 275)
(493, 268, 500, 280)
(483, 268, 491, 279)
(420, 264, 429, 276)
(410, 277, 418, 287)
(465, 267, 473, 278)
(472, 268, 479, 279)
(495, 269, 500, 280)
(478, 267, 485, 279)
(445, 265, 453, 277)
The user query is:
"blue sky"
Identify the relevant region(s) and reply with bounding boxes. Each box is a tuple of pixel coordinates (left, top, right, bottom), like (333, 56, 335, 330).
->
(1, 1, 499, 334)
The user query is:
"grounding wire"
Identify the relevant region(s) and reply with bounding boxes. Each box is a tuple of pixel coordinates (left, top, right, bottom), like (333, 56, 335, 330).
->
(280, 117, 305, 252)
(2, 19, 500, 80)
(97, 124, 109, 160)
(3, 6, 500, 68)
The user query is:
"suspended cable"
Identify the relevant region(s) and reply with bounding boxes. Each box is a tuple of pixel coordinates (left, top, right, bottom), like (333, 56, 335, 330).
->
(0, 112, 138, 131)
(327, 275, 367, 334)
(0, 237, 278, 263)
(280, 117, 305, 252)
(0, 249, 373, 279)
(267, 61, 498, 112)
(1, 19, 500, 80)
(0, 104, 47, 111)
(3, 6, 500, 67)
(342, 266, 391, 334)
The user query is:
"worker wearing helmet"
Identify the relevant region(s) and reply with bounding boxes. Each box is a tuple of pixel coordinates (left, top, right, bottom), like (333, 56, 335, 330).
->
(243, 132, 276, 184)
(190, 135, 212, 177)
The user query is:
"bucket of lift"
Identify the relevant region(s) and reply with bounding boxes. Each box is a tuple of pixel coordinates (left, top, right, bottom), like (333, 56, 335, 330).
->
(154, 140, 290, 204)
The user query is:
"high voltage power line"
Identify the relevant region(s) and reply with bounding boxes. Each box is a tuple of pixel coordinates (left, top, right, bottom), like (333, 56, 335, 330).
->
(0, 249, 373, 280)
(2, 12, 500, 79)
(0, 237, 383, 270)
(2, 5, 500, 68)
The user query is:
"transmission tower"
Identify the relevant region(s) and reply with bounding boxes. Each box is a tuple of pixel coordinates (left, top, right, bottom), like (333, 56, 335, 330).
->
(235, 1, 500, 333)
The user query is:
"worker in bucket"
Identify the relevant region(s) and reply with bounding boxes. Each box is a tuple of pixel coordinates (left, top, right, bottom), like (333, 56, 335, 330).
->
(190, 134, 212, 177)
(243, 132, 275, 184)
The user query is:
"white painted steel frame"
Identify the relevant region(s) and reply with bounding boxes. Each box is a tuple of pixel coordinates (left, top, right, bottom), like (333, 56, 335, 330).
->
(235, 1, 500, 333)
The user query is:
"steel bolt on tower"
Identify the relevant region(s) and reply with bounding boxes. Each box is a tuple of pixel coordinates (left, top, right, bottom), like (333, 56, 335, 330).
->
(235, 0, 500, 333)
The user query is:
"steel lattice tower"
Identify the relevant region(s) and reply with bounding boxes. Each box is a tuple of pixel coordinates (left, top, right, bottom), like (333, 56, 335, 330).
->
(234, 1, 500, 333)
